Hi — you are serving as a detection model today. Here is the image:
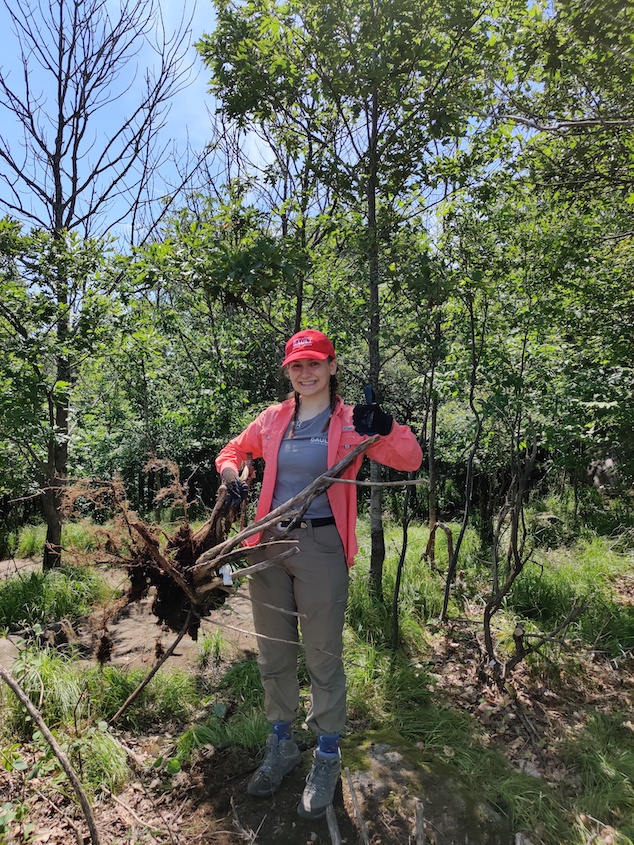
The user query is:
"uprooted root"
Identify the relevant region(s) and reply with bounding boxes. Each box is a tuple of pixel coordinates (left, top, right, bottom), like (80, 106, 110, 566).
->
(62, 471, 245, 644)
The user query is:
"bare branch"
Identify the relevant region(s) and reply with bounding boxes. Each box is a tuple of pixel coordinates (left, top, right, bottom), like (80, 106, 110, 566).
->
(327, 477, 426, 487)
(193, 435, 379, 569)
(108, 608, 193, 726)
(0, 0, 202, 237)
(0, 665, 101, 845)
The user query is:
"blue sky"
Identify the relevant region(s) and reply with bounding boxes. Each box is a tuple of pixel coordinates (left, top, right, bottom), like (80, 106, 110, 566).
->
(0, 0, 218, 240)
(158, 0, 218, 150)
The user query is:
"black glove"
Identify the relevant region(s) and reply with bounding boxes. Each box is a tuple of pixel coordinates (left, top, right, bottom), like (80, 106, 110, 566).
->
(221, 469, 249, 510)
(353, 387, 394, 436)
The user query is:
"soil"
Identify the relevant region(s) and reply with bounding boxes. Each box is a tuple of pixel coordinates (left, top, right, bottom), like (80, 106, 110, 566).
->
(0, 557, 632, 845)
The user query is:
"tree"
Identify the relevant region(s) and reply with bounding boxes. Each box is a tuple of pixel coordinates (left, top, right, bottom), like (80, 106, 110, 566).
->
(198, 0, 531, 592)
(498, 0, 634, 203)
(0, 220, 118, 565)
(0, 0, 199, 567)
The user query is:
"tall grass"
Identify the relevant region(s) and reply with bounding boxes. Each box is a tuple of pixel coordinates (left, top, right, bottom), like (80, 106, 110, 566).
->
(0, 565, 112, 631)
(6, 518, 118, 560)
(174, 657, 269, 762)
(14, 523, 47, 558)
(1, 649, 200, 740)
(509, 536, 634, 657)
(83, 664, 200, 729)
(347, 519, 457, 649)
(561, 713, 634, 840)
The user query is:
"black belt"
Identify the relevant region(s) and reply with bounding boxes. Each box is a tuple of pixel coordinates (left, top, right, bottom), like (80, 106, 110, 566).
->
(279, 516, 336, 529)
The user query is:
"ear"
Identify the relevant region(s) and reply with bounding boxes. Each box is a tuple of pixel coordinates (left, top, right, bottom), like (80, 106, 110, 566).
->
(328, 359, 338, 376)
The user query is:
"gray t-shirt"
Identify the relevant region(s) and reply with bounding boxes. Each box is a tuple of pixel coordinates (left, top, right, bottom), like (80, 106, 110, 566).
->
(271, 406, 333, 518)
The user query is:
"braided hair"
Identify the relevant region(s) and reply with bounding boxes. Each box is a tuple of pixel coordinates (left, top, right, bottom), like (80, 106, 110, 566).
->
(322, 371, 339, 432)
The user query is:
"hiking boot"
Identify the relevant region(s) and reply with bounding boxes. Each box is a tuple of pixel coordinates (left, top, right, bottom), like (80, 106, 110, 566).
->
(297, 750, 341, 819)
(247, 733, 302, 797)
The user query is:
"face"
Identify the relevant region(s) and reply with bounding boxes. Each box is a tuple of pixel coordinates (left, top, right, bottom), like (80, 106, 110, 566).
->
(286, 357, 337, 399)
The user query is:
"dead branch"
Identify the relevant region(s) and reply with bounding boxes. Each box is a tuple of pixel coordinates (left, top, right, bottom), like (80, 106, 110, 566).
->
(237, 592, 306, 618)
(194, 540, 299, 595)
(0, 666, 101, 845)
(35, 789, 84, 845)
(344, 766, 371, 845)
(483, 427, 539, 678)
(505, 601, 588, 674)
(195, 435, 380, 569)
(230, 795, 265, 842)
(102, 787, 171, 838)
(327, 478, 426, 487)
(415, 799, 426, 845)
(108, 609, 193, 726)
(424, 521, 454, 569)
(202, 617, 315, 650)
(326, 804, 342, 844)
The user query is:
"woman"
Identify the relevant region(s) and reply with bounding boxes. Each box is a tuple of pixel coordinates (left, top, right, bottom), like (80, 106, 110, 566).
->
(215, 329, 422, 819)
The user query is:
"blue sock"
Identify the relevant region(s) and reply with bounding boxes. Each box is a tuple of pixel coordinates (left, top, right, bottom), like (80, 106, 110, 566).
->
(271, 721, 292, 740)
(317, 733, 340, 756)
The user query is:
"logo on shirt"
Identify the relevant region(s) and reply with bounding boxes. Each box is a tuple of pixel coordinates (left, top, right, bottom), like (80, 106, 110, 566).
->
(311, 437, 328, 445)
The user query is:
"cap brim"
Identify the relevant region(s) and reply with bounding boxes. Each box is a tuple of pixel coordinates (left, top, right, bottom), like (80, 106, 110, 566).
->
(282, 351, 331, 366)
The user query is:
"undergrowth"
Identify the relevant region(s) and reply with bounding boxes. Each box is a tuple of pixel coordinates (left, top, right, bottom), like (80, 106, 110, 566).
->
(0, 510, 632, 843)
(509, 536, 634, 658)
(0, 649, 200, 739)
(0, 565, 112, 632)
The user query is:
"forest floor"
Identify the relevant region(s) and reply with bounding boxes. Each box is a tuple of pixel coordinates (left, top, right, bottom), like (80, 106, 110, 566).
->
(0, 557, 633, 845)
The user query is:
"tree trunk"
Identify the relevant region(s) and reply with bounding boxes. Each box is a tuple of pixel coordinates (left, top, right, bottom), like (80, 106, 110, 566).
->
(42, 480, 63, 571)
(368, 460, 385, 594)
(424, 395, 438, 565)
(367, 80, 384, 595)
(477, 472, 494, 549)
(43, 267, 71, 570)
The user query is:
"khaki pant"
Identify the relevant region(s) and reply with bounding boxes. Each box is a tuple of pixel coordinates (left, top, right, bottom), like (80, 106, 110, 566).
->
(248, 522, 349, 735)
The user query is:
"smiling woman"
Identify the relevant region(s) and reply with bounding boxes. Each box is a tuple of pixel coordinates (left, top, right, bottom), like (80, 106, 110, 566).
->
(215, 328, 422, 820)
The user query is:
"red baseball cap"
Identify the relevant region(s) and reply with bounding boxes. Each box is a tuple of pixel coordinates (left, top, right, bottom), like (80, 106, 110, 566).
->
(282, 329, 336, 366)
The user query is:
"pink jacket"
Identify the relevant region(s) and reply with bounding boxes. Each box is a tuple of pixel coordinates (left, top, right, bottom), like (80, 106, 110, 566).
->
(215, 397, 423, 567)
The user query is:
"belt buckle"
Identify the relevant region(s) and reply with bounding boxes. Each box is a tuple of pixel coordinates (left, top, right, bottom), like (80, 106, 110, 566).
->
(278, 519, 306, 530)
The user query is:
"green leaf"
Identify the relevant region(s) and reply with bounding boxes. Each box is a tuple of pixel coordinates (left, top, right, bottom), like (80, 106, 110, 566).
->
(166, 758, 181, 775)
(213, 702, 228, 718)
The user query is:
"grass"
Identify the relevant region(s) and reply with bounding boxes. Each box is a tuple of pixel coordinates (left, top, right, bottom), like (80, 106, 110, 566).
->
(509, 536, 634, 658)
(66, 724, 131, 795)
(176, 710, 270, 762)
(197, 629, 227, 671)
(1, 649, 200, 740)
(1, 510, 633, 843)
(0, 564, 112, 632)
(14, 523, 47, 559)
(4, 518, 115, 560)
(560, 713, 634, 840)
(83, 664, 200, 729)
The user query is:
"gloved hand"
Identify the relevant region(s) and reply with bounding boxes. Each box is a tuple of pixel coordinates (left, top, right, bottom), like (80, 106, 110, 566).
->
(353, 387, 394, 436)
(221, 468, 249, 510)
